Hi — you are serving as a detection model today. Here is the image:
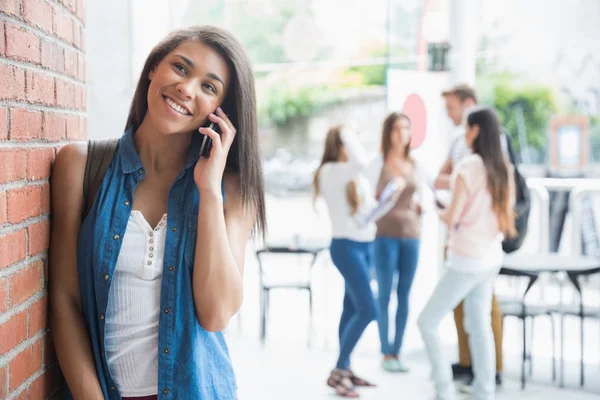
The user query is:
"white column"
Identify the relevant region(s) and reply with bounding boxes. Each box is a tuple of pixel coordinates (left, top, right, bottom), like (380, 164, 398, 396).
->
(86, 0, 135, 139)
(448, 0, 477, 86)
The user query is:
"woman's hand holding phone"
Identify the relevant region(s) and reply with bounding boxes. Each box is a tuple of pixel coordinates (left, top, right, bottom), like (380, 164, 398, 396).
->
(194, 107, 235, 197)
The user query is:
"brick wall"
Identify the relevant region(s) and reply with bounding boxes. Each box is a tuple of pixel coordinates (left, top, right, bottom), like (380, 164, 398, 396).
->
(0, 0, 86, 398)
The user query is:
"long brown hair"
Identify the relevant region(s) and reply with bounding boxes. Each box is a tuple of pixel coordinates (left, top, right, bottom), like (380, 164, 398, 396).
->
(381, 112, 412, 162)
(125, 26, 266, 237)
(467, 107, 516, 237)
(312, 126, 361, 215)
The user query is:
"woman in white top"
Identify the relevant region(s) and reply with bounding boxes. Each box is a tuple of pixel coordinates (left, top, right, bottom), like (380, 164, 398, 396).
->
(417, 107, 515, 400)
(314, 125, 399, 398)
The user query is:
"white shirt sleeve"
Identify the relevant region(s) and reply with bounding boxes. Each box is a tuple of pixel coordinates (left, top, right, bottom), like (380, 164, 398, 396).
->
(320, 129, 369, 185)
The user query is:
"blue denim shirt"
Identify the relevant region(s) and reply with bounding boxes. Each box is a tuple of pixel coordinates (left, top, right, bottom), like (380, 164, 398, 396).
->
(72, 128, 237, 399)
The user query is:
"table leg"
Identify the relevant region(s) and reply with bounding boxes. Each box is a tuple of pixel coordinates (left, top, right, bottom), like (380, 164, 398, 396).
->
(560, 278, 565, 388)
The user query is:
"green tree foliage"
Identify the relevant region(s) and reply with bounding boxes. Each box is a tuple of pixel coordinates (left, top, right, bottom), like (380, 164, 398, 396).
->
(478, 73, 559, 152)
(259, 84, 340, 127)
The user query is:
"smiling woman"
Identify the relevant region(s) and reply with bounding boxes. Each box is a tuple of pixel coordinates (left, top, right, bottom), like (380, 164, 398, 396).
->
(48, 26, 266, 400)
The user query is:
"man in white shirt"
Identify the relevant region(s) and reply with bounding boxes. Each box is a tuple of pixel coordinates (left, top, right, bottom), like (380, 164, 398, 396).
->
(433, 84, 505, 387)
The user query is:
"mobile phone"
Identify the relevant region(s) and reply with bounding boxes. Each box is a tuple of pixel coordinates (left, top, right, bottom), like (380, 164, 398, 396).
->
(199, 120, 221, 158)
(427, 181, 446, 209)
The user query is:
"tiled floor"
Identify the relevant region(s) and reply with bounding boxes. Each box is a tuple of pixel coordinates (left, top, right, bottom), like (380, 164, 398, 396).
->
(226, 193, 600, 399)
(229, 336, 599, 400)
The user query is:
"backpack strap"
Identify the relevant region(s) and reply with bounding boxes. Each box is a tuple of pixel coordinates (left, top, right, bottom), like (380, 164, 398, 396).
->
(502, 128, 519, 166)
(82, 138, 119, 220)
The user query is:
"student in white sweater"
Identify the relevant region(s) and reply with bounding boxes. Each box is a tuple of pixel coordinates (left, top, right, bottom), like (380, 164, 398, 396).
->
(314, 125, 400, 398)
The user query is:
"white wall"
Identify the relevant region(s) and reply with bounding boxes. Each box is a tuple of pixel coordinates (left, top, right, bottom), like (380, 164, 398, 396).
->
(86, 0, 134, 139)
(86, 0, 190, 140)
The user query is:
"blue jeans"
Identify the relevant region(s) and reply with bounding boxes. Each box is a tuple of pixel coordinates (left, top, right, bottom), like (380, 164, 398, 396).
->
(330, 239, 378, 370)
(374, 237, 420, 356)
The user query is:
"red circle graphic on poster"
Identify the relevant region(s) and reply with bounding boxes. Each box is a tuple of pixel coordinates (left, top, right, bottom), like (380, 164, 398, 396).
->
(402, 93, 427, 149)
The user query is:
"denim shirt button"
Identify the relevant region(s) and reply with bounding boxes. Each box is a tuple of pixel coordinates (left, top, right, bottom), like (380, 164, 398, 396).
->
(113, 234, 120, 240)
(163, 348, 170, 354)
(173, 193, 179, 198)
(100, 314, 105, 320)
(124, 201, 130, 206)
(163, 389, 169, 395)
(164, 308, 170, 314)
(168, 266, 174, 271)
(172, 227, 177, 232)
(104, 274, 109, 281)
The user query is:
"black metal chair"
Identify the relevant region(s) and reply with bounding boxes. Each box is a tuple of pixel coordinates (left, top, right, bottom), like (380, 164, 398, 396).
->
(498, 270, 556, 389)
(255, 245, 325, 346)
(554, 272, 600, 387)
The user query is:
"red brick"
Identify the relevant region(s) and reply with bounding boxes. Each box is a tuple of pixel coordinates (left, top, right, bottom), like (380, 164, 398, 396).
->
(40, 40, 53, 70)
(42, 42, 65, 73)
(77, 53, 85, 81)
(13, 389, 29, 400)
(29, 367, 49, 399)
(28, 220, 50, 256)
(64, 48, 77, 78)
(0, 277, 7, 313)
(28, 148, 54, 180)
(54, 46, 65, 73)
(63, 0, 76, 12)
(29, 294, 48, 337)
(0, 64, 25, 101)
(0, 108, 7, 140)
(23, 0, 53, 33)
(0, 311, 27, 355)
(6, 23, 41, 64)
(74, 85, 81, 110)
(7, 186, 42, 223)
(26, 71, 55, 106)
(65, 115, 79, 139)
(27, 148, 52, 182)
(0, 0, 22, 18)
(0, 230, 27, 270)
(0, 149, 27, 184)
(0, 21, 5, 56)
(0, 366, 6, 399)
(10, 108, 43, 141)
(9, 339, 43, 390)
(73, 21, 81, 49)
(56, 80, 75, 109)
(81, 87, 86, 112)
(40, 183, 50, 214)
(76, 0, 84, 21)
(79, 25, 85, 51)
(0, 192, 5, 225)
(30, 362, 60, 399)
(80, 116, 87, 139)
(10, 261, 43, 306)
(53, 9, 73, 44)
(42, 112, 66, 141)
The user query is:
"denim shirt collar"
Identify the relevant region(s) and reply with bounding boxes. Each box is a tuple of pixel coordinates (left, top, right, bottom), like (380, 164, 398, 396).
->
(120, 126, 202, 174)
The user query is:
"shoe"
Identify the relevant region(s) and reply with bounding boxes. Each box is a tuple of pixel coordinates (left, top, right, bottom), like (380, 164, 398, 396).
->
(459, 376, 473, 394)
(451, 363, 473, 379)
(459, 373, 502, 394)
(381, 359, 410, 373)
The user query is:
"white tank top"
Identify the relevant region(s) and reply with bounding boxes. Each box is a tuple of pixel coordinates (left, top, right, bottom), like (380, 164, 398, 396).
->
(104, 211, 167, 396)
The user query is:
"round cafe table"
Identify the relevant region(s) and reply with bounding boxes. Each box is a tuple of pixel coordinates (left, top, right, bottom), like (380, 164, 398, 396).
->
(500, 253, 600, 388)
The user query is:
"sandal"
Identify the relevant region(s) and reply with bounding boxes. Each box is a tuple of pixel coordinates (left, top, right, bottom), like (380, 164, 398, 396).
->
(327, 369, 360, 398)
(348, 370, 376, 387)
